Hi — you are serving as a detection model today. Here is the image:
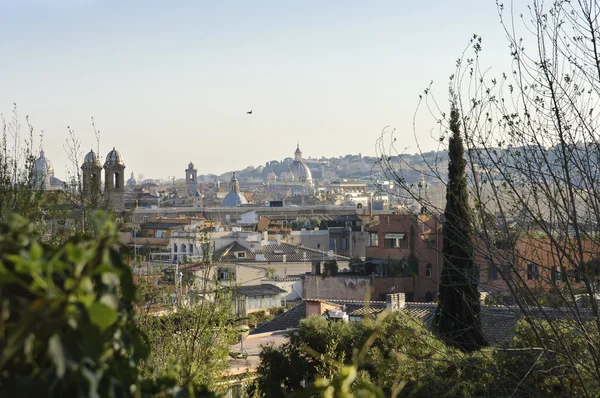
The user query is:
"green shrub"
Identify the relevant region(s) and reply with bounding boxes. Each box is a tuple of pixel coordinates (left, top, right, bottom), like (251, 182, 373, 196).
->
(0, 213, 217, 397)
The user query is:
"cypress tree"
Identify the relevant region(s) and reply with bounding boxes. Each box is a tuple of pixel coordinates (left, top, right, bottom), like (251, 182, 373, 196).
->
(433, 102, 487, 352)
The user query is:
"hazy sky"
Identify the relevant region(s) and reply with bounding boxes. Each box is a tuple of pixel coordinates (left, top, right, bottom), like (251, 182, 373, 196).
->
(0, 0, 512, 180)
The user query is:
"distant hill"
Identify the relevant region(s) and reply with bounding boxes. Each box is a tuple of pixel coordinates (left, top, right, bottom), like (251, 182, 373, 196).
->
(196, 143, 597, 186)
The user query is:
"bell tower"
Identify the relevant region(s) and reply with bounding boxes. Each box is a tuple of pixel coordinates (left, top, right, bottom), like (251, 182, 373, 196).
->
(81, 149, 102, 200)
(186, 161, 198, 195)
(103, 147, 126, 211)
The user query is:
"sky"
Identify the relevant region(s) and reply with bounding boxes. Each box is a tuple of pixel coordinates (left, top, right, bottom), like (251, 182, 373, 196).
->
(0, 0, 514, 180)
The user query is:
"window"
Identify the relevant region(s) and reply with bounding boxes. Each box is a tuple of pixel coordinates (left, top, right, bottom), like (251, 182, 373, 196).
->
(501, 264, 511, 280)
(425, 263, 432, 278)
(342, 238, 349, 250)
(369, 233, 379, 247)
(384, 233, 407, 249)
(574, 269, 582, 283)
(552, 266, 563, 282)
(527, 263, 539, 280)
(143, 216, 148, 222)
(473, 263, 480, 282)
(237, 252, 246, 258)
(489, 265, 498, 281)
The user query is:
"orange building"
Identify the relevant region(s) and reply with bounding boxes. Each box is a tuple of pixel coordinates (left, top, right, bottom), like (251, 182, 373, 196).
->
(365, 212, 441, 302)
(476, 235, 600, 299)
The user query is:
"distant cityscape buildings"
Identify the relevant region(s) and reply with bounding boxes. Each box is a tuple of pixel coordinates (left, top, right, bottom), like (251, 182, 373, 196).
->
(33, 138, 565, 332)
(33, 141, 449, 215)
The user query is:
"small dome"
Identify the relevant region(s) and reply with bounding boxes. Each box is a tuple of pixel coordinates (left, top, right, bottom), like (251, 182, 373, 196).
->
(290, 161, 312, 182)
(222, 191, 248, 207)
(83, 149, 100, 166)
(104, 147, 125, 167)
(222, 172, 247, 206)
(34, 150, 54, 177)
(126, 172, 137, 186)
(188, 162, 195, 170)
(290, 144, 312, 183)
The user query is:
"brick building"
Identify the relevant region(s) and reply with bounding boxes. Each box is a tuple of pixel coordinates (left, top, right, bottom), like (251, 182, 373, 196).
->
(365, 212, 441, 302)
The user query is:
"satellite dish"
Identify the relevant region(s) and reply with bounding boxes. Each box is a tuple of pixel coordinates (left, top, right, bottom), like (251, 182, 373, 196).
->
(420, 206, 427, 214)
(357, 203, 363, 209)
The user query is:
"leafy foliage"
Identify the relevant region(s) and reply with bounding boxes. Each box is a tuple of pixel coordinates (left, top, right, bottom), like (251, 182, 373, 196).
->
(323, 260, 339, 277)
(256, 311, 600, 397)
(0, 107, 44, 229)
(246, 306, 288, 329)
(0, 212, 144, 396)
(0, 213, 217, 397)
(137, 303, 235, 390)
(255, 312, 466, 397)
(493, 320, 600, 397)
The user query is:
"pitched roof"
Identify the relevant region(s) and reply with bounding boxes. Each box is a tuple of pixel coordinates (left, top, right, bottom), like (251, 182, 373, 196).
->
(140, 221, 188, 230)
(249, 299, 522, 346)
(250, 302, 307, 335)
(233, 284, 287, 297)
(480, 307, 520, 346)
(213, 241, 251, 260)
(262, 277, 302, 282)
(213, 240, 350, 263)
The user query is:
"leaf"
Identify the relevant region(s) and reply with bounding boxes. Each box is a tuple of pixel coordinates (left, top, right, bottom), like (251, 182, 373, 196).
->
(89, 302, 118, 332)
(99, 294, 119, 310)
(48, 334, 66, 377)
(30, 242, 43, 261)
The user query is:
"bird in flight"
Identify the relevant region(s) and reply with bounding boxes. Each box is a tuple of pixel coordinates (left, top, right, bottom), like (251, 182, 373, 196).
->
(246, 110, 253, 115)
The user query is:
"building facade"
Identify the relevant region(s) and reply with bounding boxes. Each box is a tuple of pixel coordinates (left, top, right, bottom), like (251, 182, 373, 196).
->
(366, 212, 440, 302)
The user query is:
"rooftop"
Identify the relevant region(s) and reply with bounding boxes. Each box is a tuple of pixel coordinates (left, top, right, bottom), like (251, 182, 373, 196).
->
(250, 302, 307, 335)
(233, 284, 287, 297)
(140, 221, 189, 230)
(213, 240, 350, 263)
(250, 299, 536, 346)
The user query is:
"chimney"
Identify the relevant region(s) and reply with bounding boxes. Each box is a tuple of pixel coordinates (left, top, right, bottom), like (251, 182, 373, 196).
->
(386, 293, 406, 311)
(312, 260, 321, 275)
(282, 254, 286, 263)
(276, 233, 281, 244)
